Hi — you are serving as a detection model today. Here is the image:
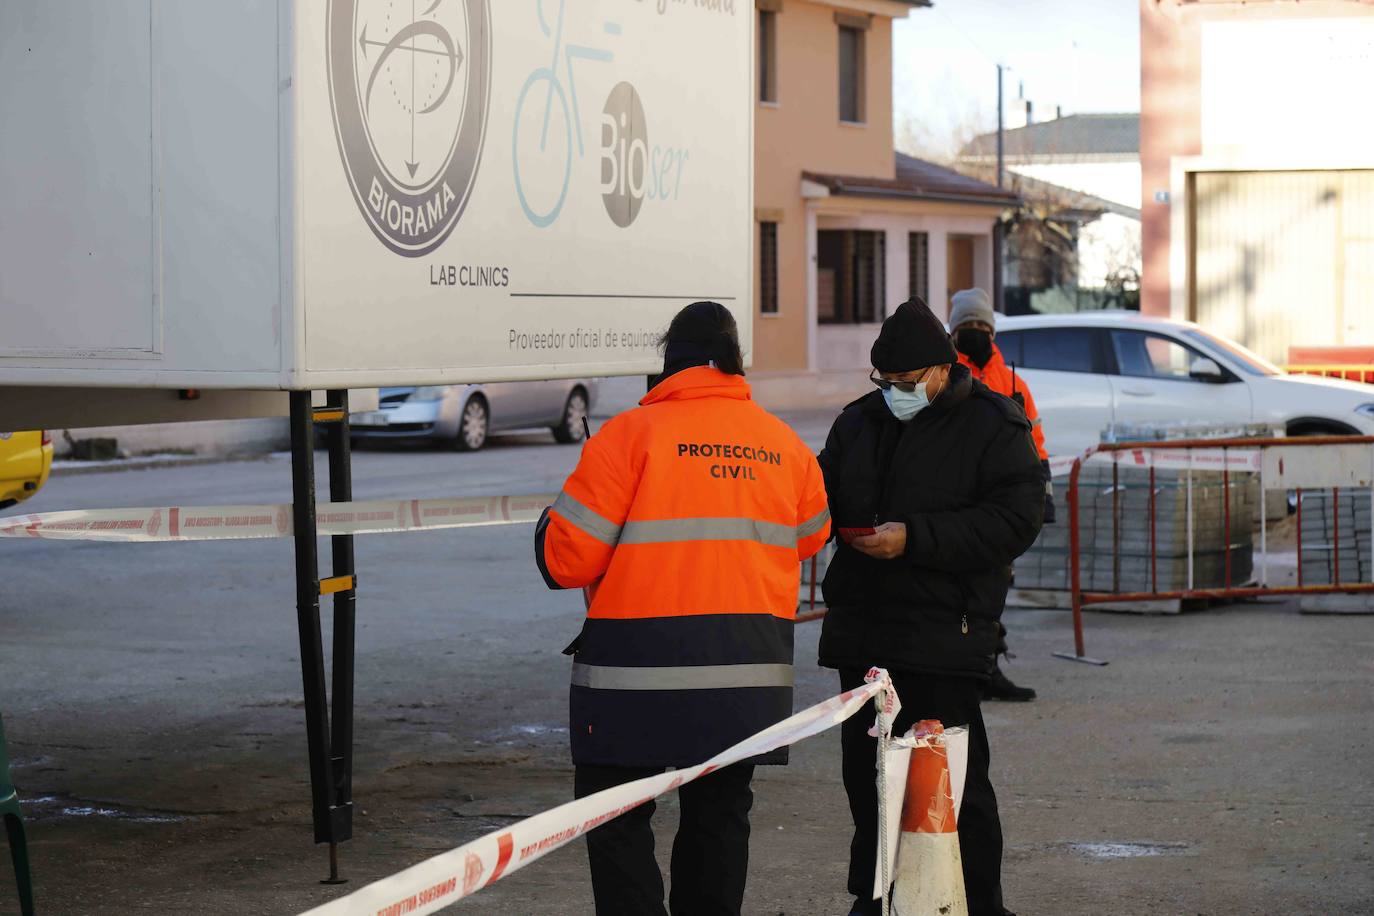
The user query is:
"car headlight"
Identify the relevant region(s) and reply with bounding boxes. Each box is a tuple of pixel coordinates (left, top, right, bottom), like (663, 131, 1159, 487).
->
(409, 386, 449, 402)
(1356, 403, 1374, 420)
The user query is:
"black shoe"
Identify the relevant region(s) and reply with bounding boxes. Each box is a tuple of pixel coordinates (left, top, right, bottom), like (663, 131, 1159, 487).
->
(982, 666, 1036, 702)
(846, 898, 880, 916)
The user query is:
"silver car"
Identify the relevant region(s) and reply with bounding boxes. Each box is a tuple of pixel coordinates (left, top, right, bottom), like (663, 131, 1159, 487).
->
(349, 380, 597, 451)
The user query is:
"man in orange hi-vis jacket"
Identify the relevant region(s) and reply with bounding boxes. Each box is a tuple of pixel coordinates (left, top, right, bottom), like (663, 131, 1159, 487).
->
(950, 288, 1052, 704)
(535, 301, 830, 916)
(949, 289, 1049, 466)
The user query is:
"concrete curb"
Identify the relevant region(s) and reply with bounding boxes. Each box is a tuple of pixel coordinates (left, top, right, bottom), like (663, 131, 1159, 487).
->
(49, 454, 273, 477)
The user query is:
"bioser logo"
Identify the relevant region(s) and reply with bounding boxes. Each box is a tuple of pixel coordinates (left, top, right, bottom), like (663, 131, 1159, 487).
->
(599, 82, 647, 228)
(327, 0, 491, 257)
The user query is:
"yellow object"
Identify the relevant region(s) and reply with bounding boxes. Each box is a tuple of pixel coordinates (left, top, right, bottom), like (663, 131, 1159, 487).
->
(0, 431, 53, 510)
(319, 575, 355, 596)
(1283, 364, 1374, 382)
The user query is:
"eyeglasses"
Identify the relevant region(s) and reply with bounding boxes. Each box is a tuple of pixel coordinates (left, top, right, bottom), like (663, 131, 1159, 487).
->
(869, 368, 937, 393)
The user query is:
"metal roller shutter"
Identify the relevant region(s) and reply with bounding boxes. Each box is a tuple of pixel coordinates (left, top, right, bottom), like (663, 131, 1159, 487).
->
(1191, 169, 1374, 362)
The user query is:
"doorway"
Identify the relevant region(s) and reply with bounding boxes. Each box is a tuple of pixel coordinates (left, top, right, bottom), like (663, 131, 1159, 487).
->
(947, 235, 976, 311)
(1191, 168, 1374, 360)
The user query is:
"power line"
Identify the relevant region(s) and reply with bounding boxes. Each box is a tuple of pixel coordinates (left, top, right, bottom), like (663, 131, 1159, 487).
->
(930, 4, 1007, 69)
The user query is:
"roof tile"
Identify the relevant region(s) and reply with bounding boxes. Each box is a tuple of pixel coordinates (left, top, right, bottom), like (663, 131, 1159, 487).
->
(803, 153, 1019, 205)
(960, 113, 1139, 159)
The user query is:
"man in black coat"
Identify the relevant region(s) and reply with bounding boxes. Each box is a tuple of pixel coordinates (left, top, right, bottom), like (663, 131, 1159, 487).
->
(818, 298, 1044, 916)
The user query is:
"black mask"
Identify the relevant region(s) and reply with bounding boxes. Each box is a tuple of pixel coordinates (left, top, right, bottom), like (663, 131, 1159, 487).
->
(953, 328, 993, 367)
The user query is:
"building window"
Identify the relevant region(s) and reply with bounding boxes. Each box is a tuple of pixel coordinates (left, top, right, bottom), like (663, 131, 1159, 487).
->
(908, 232, 929, 303)
(1110, 331, 1218, 381)
(838, 25, 865, 123)
(996, 328, 1106, 374)
(759, 10, 778, 104)
(759, 221, 779, 315)
(818, 230, 885, 324)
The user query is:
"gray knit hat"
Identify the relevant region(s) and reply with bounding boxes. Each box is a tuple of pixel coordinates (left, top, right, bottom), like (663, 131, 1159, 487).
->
(949, 288, 996, 331)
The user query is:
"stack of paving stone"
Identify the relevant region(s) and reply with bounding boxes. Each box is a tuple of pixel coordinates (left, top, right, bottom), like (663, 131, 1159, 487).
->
(1297, 488, 1373, 585)
(1108, 421, 1280, 443)
(1015, 463, 1257, 593)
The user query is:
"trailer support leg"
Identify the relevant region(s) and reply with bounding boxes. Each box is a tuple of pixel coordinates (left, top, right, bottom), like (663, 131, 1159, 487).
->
(289, 391, 355, 885)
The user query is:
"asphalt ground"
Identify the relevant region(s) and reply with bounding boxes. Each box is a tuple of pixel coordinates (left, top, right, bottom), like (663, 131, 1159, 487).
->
(2, 412, 1372, 915)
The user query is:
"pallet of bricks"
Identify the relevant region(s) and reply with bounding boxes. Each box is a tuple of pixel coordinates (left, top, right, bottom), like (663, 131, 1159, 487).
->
(1297, 488, 1373, 585)
(1015, 462, 1258, 596)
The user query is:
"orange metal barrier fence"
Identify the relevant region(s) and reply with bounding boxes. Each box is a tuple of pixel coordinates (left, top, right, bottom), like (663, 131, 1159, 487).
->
(1282, 364, 1374, 384)
(798, 549, 828, 623)
(1058, 435, 1374, 666)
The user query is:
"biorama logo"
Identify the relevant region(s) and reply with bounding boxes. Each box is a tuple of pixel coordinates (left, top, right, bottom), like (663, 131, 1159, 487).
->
(598, 81, 689, 228)
(328, 2, 686, 251)
(326, 0, 491, 257)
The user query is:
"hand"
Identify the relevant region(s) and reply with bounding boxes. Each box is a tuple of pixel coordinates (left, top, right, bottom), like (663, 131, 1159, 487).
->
(850, 522, 907, 560)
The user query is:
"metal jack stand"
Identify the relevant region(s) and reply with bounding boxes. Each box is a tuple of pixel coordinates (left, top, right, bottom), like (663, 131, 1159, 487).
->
(1053, 458, 1109, 667)
(289, 391, 357, 884)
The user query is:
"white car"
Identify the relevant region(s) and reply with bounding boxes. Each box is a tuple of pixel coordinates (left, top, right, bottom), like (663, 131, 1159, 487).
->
(994, 313, 1374, 456)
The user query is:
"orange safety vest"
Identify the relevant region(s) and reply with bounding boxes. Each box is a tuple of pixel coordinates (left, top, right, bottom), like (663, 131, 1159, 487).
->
(958, 344, 1048, 460)
(537, 366, 831, 767)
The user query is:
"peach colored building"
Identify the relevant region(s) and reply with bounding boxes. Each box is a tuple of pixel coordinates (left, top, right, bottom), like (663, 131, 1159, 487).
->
(1140, 0, 1374, 365)
(749, 0, 1017, 407)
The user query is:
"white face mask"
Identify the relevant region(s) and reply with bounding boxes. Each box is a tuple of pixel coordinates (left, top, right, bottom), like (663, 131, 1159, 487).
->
(882, 383, 931, 422)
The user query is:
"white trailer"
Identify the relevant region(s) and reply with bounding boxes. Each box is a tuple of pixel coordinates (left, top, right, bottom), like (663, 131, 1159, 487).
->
(0, 0, 752, 428)
(0, 0, 753, 880)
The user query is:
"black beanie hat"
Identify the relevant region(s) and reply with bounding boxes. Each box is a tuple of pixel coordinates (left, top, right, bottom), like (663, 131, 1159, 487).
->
(870, 297, 958, 373)
(659, 301, 744, 377)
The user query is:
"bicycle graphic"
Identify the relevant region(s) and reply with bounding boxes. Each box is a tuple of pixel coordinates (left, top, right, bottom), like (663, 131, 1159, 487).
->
(512, 0, 617, 227)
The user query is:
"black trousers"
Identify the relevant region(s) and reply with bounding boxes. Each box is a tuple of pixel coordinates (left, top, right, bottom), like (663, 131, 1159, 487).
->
(838, 667, 1005, 916)
(574, 762, 756, 916)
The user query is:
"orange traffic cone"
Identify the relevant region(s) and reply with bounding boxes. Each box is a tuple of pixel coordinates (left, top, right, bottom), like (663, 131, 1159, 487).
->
(890, 720, 967, 916)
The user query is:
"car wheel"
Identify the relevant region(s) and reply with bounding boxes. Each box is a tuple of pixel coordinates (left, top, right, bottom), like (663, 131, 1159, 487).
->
(1286, 421, 1360, 438)
(454, 396, 489, 451)
(553, 388, 589, 444)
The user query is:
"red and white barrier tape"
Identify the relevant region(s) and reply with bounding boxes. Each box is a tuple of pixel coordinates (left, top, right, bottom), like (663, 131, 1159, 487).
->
(3, 450, 1263, 540)
(0, 494, 555, 542)
(298, 670, 897, 916)
(1046, 447, 1261, 479)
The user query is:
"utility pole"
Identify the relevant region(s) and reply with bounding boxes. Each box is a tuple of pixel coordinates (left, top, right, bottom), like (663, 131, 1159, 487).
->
(993, 63, 1005, 313)
(996, 63, 1005, 188)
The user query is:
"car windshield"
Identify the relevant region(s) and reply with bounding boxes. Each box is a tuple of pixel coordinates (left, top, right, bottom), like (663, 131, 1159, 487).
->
(1181, 329, 1282, 376)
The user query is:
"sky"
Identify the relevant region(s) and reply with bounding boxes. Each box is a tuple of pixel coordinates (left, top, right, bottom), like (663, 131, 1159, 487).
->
(892, 0, 1141, 160)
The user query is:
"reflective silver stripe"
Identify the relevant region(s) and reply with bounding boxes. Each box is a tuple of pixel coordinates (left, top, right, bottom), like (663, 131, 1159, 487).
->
(571, 662, 794, 691)
(620, 517, 798, 548)
(552, 491, 622, 546)
(796, 507, 831, 540)
(1031, 418, 1043, 427)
